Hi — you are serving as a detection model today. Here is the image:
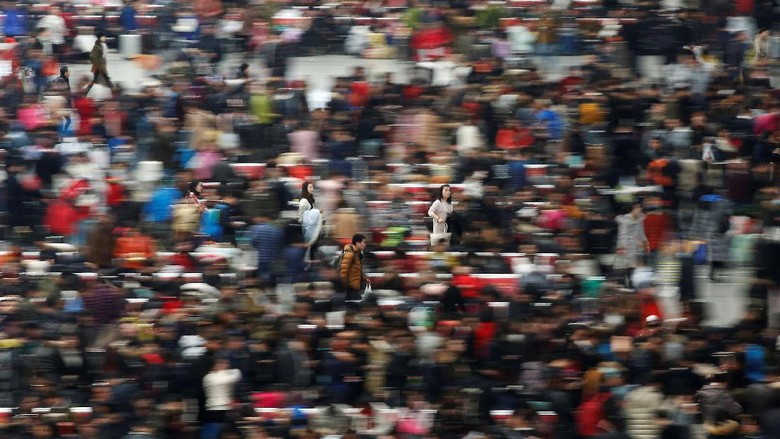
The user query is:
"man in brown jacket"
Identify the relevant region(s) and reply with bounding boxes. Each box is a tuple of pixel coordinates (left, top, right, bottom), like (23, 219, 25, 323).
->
(340, 233, 369, 302)
(85, 32, 114, 96)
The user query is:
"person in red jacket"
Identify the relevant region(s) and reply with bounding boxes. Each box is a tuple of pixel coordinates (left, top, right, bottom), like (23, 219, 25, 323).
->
(409, 22, 453, 61)
(73, 80, 97, 137)
(473, 308, 497, 361)
(105, 176, 126, 207)
(496, 119, 535, 150)
(643, 197, 673, 267)
(43, 198, 81, 236)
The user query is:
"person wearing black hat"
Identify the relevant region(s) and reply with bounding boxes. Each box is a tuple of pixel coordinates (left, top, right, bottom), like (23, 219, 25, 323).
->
(85, 32, 113, 95)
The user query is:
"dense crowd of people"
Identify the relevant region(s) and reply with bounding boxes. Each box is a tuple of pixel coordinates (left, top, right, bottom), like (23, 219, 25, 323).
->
(2, 0, 780, 438)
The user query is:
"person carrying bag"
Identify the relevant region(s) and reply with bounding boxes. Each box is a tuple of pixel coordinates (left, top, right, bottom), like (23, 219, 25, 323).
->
(339, 233, 370, 305)
(430, 223, 451, 246)
(428, 184, 453, 246)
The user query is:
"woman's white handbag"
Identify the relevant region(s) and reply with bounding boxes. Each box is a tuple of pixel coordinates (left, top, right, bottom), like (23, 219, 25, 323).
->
(429, 223, 451, 246)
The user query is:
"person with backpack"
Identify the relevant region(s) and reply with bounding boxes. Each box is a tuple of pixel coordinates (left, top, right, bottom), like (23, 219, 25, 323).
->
(339, 233, 369, 304)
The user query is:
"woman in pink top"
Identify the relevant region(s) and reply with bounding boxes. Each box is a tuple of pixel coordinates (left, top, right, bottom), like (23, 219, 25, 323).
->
(428, 184, 453, 234)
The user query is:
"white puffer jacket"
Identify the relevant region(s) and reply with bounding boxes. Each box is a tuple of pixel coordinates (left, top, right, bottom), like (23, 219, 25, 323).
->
(624, 386, 665, 439)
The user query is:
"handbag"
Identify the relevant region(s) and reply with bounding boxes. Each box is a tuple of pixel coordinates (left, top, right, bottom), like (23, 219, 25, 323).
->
(702, 142, 717, 163)
(609, 253, 631, 286)
(362, 283, 372, 300)
(430, 223, 451, 246)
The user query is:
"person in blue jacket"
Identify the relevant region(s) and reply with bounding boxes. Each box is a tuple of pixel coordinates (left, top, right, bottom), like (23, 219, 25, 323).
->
(120, 0, 139, 32)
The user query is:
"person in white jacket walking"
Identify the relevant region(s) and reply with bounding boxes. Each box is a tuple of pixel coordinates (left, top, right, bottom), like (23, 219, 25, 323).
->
(202, 356, 242, 439)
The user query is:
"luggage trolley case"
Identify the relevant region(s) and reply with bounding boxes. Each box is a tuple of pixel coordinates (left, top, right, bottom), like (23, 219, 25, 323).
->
(119, 34, 142, 59)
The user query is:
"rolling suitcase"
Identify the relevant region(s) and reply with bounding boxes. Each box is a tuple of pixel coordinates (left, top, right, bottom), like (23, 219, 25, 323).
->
(119, 34, 142, 59)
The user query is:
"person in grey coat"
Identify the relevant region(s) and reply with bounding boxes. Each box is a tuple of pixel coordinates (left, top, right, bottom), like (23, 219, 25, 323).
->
(616, 203, 650, 270)
(710, 215, 732, 281)
(689, 195, 733, 281)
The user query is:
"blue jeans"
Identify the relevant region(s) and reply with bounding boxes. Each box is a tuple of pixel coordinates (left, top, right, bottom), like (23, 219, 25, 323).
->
(201, 423, 223, 439)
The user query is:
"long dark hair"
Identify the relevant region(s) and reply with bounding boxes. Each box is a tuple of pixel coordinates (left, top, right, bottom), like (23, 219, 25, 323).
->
(300, 181, 315, 205)
(435, 184, 452, 203)
(187, 180, 202, 197)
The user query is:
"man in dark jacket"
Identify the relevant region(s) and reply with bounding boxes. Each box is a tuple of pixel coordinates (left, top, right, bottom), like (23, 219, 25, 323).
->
(48, 66, 73, 135)
(85, 32, 113, 96)
(274, 323, 310, 389)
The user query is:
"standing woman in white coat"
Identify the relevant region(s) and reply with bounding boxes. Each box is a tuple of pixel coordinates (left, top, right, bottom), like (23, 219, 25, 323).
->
(298, 181, 315, 222)
(299, 181, 322, 263)
(428, 184, 453, 237)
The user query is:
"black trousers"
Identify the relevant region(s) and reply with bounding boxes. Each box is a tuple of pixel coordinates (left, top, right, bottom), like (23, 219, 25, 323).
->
(91, 69, 113, 88)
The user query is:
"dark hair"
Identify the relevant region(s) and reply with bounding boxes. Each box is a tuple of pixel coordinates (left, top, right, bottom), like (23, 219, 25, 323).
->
(435, 184, 452, 203)
(96, 31, 104, 39)
(60, 65, 69, 76)
(187, 180, 202, 196)
(300, 181, 315, 205)
(625, 202, 641, 214)
(352, 233, 366, 245)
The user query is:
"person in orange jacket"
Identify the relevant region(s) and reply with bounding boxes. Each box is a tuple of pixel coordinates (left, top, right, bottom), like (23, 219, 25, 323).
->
(113, 226, 156, 270)
(339, 233, 369, 303)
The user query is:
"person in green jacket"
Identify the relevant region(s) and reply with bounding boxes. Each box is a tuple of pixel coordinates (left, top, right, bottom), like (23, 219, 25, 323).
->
(248, 82, 276, 125)
(85, 32, 114, 95)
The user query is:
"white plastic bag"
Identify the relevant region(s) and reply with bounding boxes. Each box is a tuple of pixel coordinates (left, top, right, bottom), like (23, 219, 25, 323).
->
(362, 283, 372, 301)
(429, 224, 451, 246)
(702, 142, 716, 163)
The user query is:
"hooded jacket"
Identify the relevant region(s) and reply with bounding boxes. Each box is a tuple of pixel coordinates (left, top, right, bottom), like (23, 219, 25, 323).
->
(340, 244, 365, 290)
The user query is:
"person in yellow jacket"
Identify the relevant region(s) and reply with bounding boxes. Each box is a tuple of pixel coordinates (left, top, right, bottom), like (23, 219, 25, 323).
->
(339, 233, 369, 302)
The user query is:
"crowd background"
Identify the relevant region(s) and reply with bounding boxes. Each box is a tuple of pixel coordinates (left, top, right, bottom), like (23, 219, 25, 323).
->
(2, 0, 780, 438)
